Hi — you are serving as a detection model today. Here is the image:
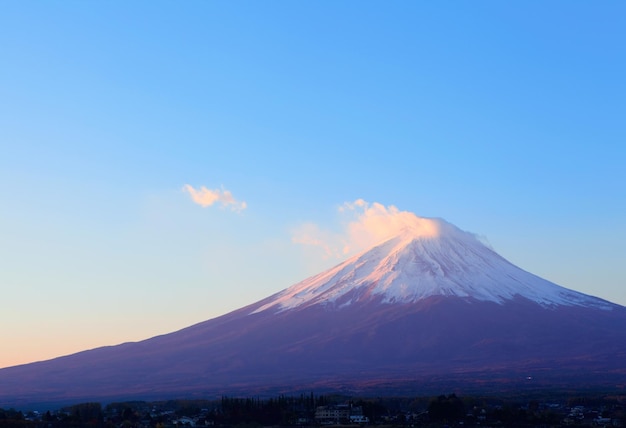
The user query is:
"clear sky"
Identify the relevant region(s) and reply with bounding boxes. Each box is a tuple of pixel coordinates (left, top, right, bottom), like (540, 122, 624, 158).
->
(1, 1, 625, 369)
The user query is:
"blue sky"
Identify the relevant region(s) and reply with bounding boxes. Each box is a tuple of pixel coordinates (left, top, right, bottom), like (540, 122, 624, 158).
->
(1, 1, 625, 368)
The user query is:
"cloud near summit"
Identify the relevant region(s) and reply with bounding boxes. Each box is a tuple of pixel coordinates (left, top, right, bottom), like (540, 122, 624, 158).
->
(292, 199, 432, 258)
(183, 184, 247, 212)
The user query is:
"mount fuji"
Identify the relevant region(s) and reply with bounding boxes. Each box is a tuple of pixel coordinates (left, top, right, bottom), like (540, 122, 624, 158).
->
(2, 217, 626, 407)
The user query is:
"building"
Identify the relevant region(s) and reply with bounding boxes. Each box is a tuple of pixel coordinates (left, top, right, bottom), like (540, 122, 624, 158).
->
(315, 404, 368, 424)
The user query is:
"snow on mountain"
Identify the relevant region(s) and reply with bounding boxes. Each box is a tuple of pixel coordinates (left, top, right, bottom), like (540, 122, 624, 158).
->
(253, 217, 613, 314)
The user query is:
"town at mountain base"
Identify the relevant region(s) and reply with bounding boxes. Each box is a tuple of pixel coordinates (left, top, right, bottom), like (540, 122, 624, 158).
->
(2, 216, 625, 407)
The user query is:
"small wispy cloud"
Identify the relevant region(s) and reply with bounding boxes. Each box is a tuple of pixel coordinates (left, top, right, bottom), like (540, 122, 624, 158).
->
(291, 222, 343, 259)
(292, 199, 435, 258)
(182, 184, 247, 212)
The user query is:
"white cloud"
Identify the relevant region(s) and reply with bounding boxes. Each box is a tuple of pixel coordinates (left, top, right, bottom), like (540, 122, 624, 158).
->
(292, 199, 439, 258)
(182, 184, 247, 212)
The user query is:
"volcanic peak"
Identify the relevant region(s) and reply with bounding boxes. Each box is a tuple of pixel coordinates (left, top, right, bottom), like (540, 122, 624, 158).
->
(253, 218, 615, 314)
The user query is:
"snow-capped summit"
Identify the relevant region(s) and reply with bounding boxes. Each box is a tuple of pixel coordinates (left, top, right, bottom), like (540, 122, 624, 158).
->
(253, 217, 613, 314)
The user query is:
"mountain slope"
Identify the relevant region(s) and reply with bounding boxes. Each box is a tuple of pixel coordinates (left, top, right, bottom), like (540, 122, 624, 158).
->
(1, 217, 625, 407)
